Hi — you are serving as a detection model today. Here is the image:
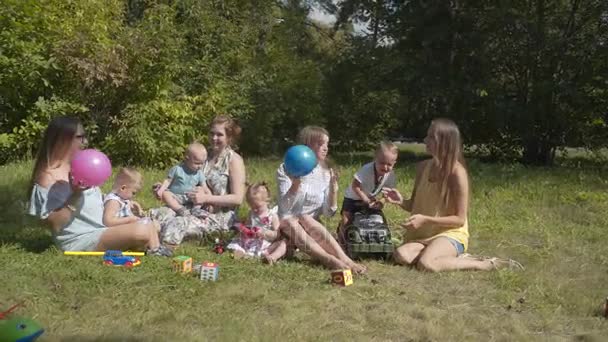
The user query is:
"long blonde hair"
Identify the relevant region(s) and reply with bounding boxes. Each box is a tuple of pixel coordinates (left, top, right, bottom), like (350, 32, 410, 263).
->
(429, 118, 466, 208)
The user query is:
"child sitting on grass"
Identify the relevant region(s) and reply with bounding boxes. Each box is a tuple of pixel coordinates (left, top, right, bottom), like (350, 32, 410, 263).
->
(337, 141, 398, 244)
(227, 182, 286, 264)
(154, 142, 212, 216)
(103, 167, 147, 227)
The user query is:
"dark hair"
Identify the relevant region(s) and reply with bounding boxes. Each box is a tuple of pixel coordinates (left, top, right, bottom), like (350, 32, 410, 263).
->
(211, 115, 242, 146)
(30, 117, 81, 189)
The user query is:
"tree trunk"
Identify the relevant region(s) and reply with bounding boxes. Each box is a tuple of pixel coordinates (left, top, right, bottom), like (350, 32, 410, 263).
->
(522, 138, 555, 165)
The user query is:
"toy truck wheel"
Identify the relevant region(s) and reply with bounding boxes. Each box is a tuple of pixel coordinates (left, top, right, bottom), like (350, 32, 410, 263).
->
(125, 261, 133, 268)
(104, 260, 113, 266)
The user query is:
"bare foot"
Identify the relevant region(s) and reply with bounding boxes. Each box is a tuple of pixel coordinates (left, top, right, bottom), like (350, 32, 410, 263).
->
(349, 262, 367, 275)
(233, 250, 249, 259)
(326, 257, 349, 271)
(262, 252, 276, 265)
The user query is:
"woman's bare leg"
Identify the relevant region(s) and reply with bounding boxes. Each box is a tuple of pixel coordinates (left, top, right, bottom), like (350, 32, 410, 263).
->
(280, 217, 348, 270)
(299, 215, 367, 274)
(393, 242, 426, 266)
(416, 237, 493, 272)
(96, 221, 159, 251)
(262, 240, 287, 265)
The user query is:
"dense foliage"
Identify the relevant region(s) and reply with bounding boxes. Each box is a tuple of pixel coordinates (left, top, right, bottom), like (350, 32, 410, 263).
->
(1, 0, 606, 165)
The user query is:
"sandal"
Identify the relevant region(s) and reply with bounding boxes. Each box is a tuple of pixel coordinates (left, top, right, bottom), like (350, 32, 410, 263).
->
(488, 257, 525, 271)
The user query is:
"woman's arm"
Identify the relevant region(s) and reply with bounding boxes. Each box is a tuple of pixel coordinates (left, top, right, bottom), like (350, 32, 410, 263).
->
(188, 153, 246, 207)
(44, 192, 82, 233)
(37, 173, 84, 233)
(103, 200, 138, 227)
(322, 168, 339, 217)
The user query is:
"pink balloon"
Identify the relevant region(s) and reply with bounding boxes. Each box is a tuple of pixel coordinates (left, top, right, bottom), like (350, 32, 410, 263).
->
(71, 149, 112, 187)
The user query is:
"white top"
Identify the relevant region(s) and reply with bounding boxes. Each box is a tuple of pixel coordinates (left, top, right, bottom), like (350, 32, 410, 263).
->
(344, 162, 396, 200)
(103, 192, 133, 218)
(249, 206, 278, 231)
(276, 163, 337, 219)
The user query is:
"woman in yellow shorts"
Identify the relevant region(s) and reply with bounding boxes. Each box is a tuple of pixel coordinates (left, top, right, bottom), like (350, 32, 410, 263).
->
(383, 118, 523, 272)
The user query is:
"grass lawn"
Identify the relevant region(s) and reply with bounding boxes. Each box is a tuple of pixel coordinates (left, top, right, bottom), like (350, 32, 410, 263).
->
(2, 148, 608, 341)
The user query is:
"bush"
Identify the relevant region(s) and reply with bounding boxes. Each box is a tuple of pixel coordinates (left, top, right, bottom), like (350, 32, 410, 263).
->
(102, 97, 214, 168)
(1, 97, 89, 163)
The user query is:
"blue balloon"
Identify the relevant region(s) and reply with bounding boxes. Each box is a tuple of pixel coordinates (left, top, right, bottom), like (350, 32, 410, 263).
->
(284, 145, 318, 177)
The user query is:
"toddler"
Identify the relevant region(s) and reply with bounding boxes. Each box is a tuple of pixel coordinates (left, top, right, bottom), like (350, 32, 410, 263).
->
(337, 141, 398, 243)
(154, 142, 211, 216)
(103, 167, 146, 227)
(227, 182, 286, 264)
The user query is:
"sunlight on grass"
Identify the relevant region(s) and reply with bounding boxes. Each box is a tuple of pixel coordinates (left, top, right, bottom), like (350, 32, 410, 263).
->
(1, 151, 608, 340)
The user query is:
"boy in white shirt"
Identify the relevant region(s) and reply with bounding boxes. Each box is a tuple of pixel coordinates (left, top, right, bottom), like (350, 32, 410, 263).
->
(337, 142, 398, 243)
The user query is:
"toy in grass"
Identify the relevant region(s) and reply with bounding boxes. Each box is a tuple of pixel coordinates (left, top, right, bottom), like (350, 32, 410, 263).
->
(102, 250, 141, 267)
(64, 251, 145, 256)
(172, 256, 193, 273)
(200, 262, 219, 281)
(284, 145, 317, 177)
(331, 269, 353, 287)
(213, 238, 225, 254)
(70, 149, 112, 187)
(342, 211, 394, 260)
(0, 304, 44, 342)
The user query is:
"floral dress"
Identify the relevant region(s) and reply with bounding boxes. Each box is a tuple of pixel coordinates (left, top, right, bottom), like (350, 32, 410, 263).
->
(226, 206, 278, 257)
(150, 147, 238, 245)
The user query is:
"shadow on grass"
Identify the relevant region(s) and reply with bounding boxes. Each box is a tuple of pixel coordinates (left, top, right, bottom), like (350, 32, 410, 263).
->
(0, 183, 53, 253)
(61, 337, 148, 342)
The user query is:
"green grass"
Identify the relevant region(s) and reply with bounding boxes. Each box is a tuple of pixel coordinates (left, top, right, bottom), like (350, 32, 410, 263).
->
(2, 149, 608, 341)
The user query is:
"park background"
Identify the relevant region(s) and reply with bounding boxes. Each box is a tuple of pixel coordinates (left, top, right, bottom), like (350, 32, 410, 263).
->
(1, 1, 608, 340)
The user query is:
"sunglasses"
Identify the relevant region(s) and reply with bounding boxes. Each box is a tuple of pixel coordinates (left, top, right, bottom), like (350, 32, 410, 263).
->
(74, 134, 87, 143)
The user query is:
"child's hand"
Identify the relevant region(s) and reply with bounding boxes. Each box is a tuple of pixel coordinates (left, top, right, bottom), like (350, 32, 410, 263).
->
(68, 172, 91, 193)
(255, 230, 266, 239)
(153, 183, 163, 200)
(369, 199, 384, 210)
(131, 201, 144, 217)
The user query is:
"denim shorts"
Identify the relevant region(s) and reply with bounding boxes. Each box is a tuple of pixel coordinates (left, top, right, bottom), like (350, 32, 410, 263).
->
(446, 237, 465, 256)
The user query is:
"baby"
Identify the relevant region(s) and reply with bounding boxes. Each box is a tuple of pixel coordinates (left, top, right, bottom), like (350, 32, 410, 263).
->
(227, 182, 286, 264)
(154, 142, 211, 216)
(103, 167, 146, 227)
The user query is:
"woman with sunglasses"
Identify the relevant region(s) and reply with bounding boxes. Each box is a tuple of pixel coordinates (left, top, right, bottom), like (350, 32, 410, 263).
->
(28, 116, 172, 255)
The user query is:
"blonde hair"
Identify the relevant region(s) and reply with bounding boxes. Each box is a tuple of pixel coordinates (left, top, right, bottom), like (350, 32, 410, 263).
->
(245, 182, 271, 204)
(186, 141, 206, 157)
(211, 115, 242, 146)
(429, 118, 466, 208)
(375, 141, 399, 156)
(297, 126, 329, 148)
(113, 167, 143, 190)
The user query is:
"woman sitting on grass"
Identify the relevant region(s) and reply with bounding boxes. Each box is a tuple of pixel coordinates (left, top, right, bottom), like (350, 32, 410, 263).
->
(150, 115, 246, 245)
(28, 116, 171, 256)
(383, 118, 523, 272)
(277, 126, 367, 273)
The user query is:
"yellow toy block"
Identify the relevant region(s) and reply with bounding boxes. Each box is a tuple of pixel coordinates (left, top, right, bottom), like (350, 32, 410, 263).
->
(331, 269, 353, 286)
(172, 255, 193, 273)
